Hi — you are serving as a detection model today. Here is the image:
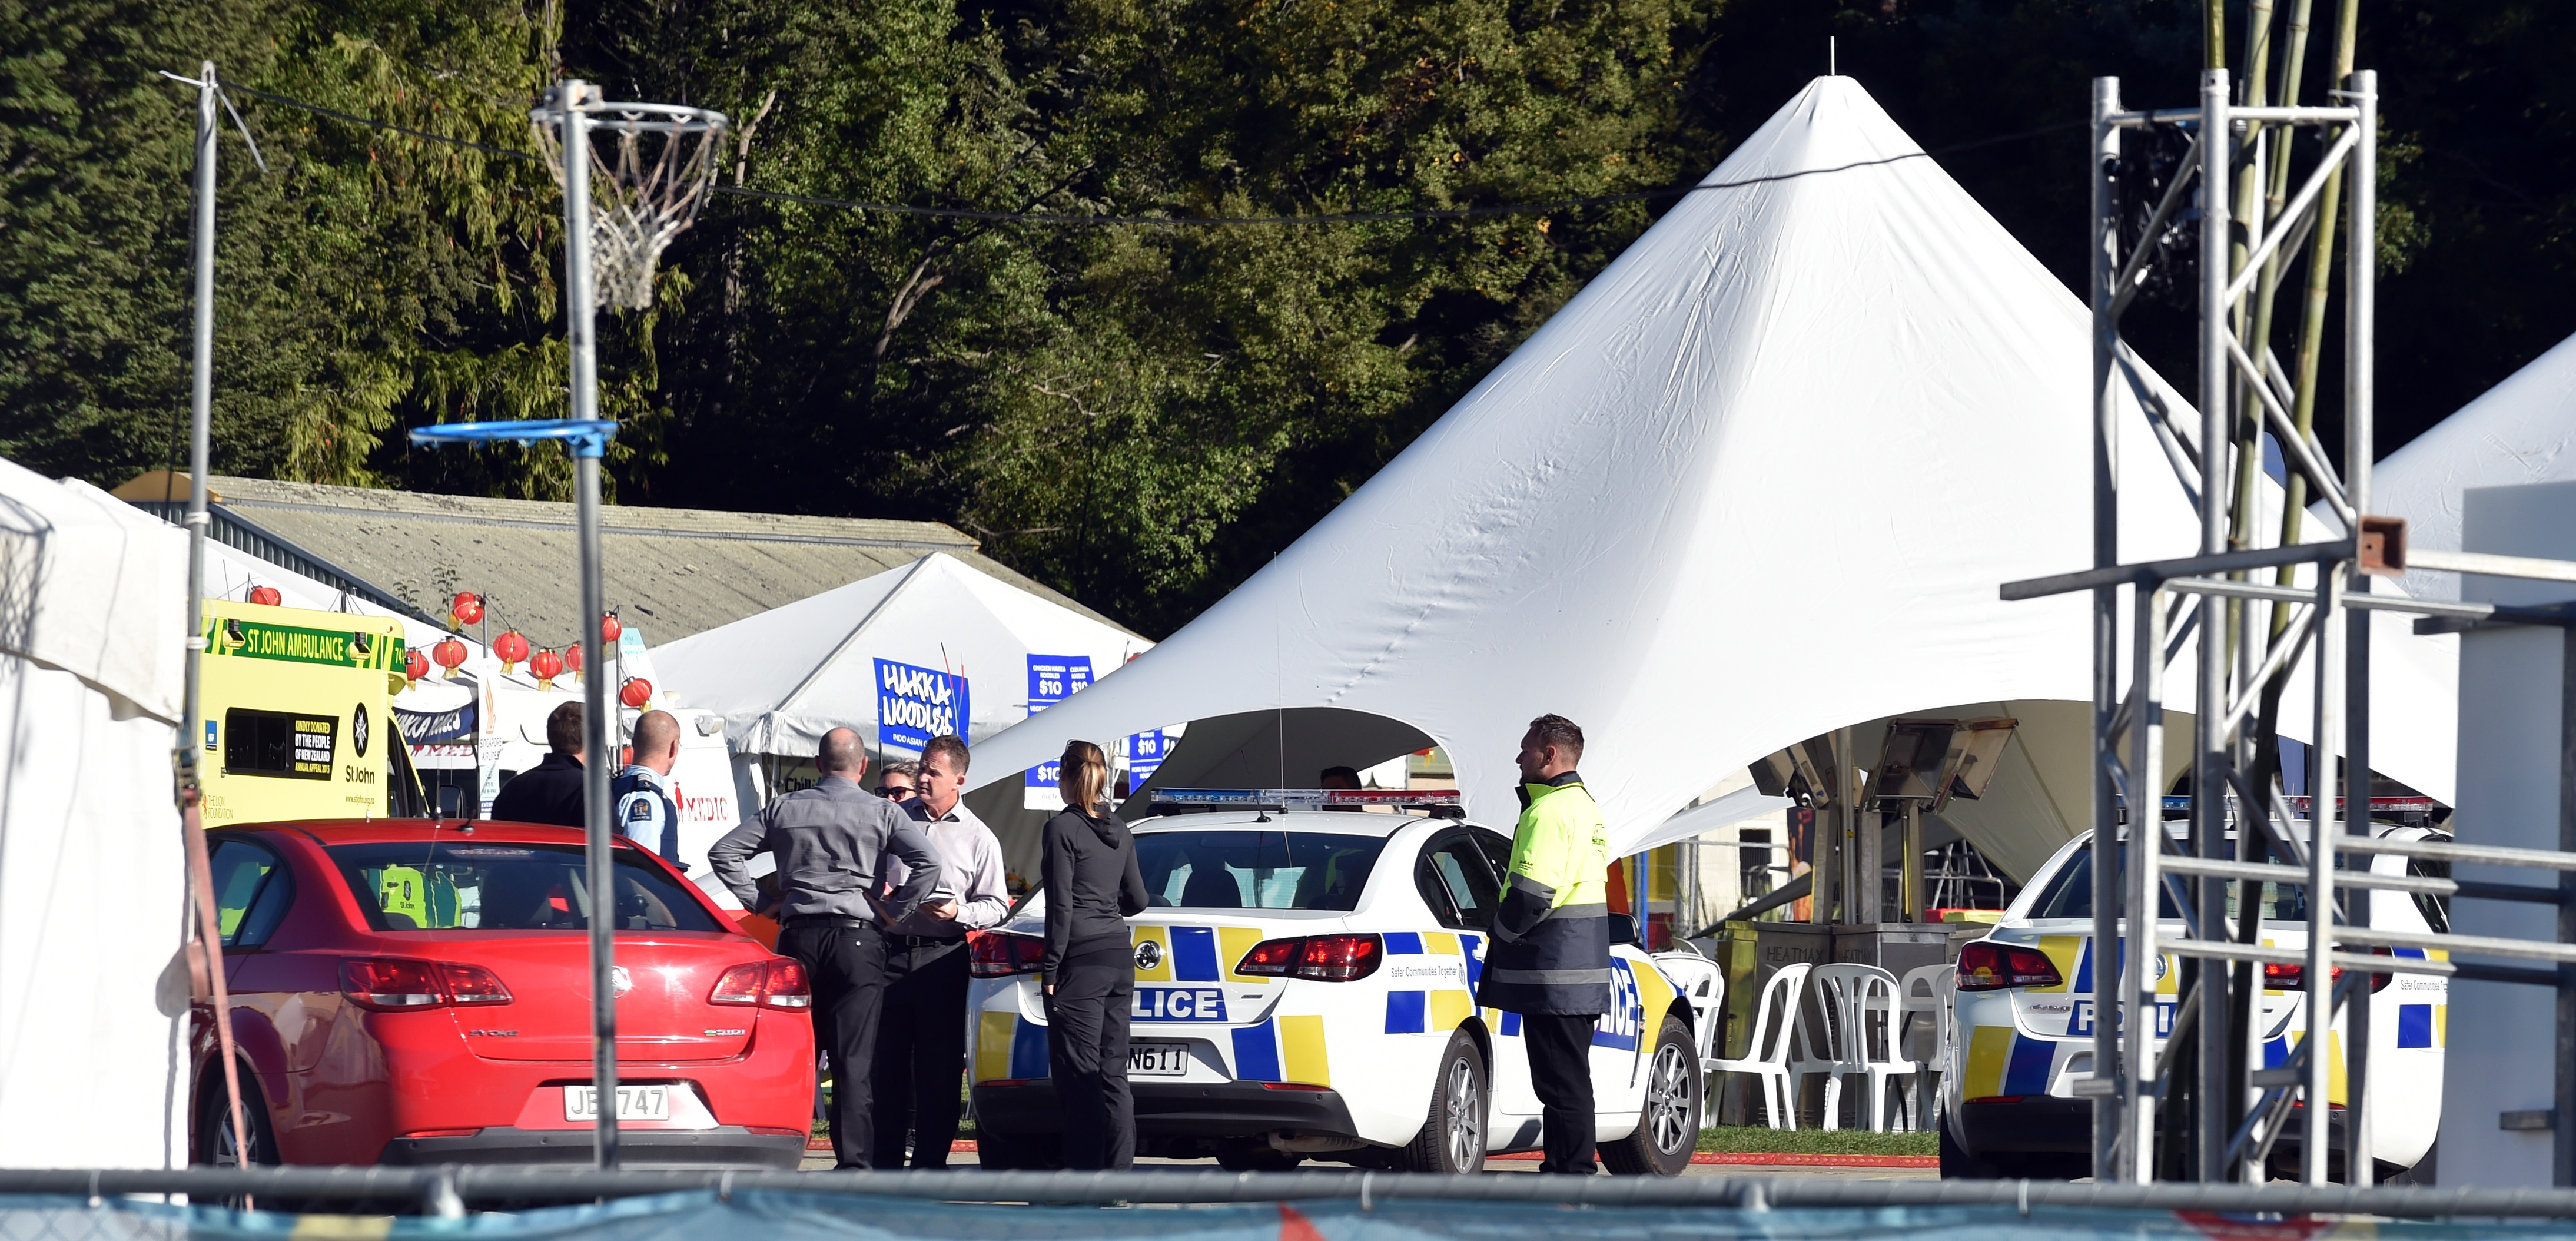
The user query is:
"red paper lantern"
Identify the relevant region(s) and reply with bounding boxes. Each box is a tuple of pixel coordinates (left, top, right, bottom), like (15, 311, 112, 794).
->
(619, 677, 654, 708)
(530, 648, 565, 689)
(404, 649, 429, 683)
(450, 592, 484, 628)
(431, 637, 469, 679)
(493, 629, 530, 673)
(600, 613, 623, 644)
(565, 642, 583, 675)
(247, 585, 283, 607)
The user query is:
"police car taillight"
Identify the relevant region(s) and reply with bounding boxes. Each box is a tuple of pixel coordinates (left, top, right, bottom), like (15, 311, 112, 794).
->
(2262, 947, 2394, 993)
(1296, 934, 1382, 981)
(968, 930, 1047, 978)
(1234, 933, 1383, 981)
(1955, 941, 2062, 991)
(1236, 938, 1302, 975)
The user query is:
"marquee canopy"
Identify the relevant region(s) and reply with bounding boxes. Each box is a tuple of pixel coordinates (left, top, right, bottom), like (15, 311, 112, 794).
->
(961, 76, 2459, 855)
(655, 551, 1149, 756)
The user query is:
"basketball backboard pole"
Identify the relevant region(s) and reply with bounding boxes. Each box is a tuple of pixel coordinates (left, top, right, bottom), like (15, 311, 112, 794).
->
(410, 77, 720, 1172)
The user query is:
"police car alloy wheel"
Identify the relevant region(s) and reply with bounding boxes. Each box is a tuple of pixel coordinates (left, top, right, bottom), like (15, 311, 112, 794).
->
(1399, 1029, 1486, 1174)
(1599, 1014, 1698, 1177)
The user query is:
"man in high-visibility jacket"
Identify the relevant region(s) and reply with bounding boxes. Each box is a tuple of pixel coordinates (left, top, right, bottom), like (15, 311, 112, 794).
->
(1478, 713, 1611, 1175)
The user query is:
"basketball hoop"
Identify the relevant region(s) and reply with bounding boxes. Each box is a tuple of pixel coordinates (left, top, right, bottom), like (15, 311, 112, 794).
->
(532, 84, 727, 311)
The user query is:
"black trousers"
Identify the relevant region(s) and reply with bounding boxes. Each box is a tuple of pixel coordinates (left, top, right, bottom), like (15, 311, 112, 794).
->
(1522, 1012, 1599, 1174)
(871, 938, 971, 1168)
(779, 919, 889, 1169)
(1046, 935, 1136, 1170)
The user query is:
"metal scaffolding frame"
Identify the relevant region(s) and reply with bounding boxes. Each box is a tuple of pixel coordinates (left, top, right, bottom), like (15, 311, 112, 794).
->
(2000, 68, 2576, 1189)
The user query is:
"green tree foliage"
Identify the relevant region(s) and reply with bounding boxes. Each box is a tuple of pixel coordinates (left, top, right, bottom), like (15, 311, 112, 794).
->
(1, 0, 2568, 635)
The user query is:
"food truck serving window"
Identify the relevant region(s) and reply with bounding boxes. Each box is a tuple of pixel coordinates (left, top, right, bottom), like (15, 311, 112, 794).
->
(225, 708, 337, 779)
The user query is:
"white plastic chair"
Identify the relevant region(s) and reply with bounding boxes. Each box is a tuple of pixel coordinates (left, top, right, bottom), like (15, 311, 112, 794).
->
(1897, 963, 1954, 1132)
(1652, 951, 1727, 1127)
(1709, 961, 1809, 1130)
(1791, 963, 1918, 1132)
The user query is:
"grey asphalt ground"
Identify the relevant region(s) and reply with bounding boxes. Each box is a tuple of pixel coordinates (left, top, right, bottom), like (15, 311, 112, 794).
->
(798, 1147, 1937, 1179)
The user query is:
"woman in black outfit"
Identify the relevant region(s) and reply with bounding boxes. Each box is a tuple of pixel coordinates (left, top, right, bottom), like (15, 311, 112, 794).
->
(1041, 739, 1150, 1169)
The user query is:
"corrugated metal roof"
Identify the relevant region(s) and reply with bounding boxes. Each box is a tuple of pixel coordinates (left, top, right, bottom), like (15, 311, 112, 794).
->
(184, 475, 1136, 646)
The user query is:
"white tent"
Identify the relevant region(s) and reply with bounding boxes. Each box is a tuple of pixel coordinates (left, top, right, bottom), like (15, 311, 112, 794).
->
(655, 551, 1150, 758)
(961, 76, 2461, 868)
(2368, 331, 2576, 602)
(0, 466, 189, 1168)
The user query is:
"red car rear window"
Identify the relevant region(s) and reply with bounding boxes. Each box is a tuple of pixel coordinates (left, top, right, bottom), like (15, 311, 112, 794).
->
(326, 841, 723, 933)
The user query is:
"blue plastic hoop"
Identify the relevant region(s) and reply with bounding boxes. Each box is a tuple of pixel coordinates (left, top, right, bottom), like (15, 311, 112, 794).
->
(409, 419, 618, 460)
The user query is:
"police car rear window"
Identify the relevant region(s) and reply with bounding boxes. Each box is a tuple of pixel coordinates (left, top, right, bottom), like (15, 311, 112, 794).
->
(1136, 831, 1387, 911)
(325, 841, 722, 933)
(2029, 845, 2312, 922)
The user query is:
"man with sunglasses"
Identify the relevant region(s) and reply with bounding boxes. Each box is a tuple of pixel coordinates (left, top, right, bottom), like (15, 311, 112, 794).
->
(876, 761, 921, 805)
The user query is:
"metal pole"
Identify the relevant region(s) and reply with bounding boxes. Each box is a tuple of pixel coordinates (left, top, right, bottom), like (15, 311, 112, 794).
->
(182, 61, 215, 787)
(1901, 801, 1923, 923)
(2127, 586, 2168, 1183)
(2090, 75, 2124, 1183)
(2557, 624, 2576, 1189)
(2342, 70, 2377, 1187)
(556, 79, 619, 1172)
(2195, 67, 2233, 1185)
(2305, 568, 2340, 1186)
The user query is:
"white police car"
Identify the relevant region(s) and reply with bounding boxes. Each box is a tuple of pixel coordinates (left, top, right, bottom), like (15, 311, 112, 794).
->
(1940, 798, 2449, 1180)
(965, 790, 1703, 1174)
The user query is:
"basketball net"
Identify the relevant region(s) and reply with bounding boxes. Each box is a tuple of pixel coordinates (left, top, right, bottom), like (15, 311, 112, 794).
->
(534, 95, 727, 311)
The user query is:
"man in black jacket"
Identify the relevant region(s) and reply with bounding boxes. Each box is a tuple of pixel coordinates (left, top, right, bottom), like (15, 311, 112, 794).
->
(490, 702, 585, 826)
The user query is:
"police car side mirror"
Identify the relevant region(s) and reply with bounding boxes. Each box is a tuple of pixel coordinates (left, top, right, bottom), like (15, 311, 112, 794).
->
(1608, 912, 1639, 947)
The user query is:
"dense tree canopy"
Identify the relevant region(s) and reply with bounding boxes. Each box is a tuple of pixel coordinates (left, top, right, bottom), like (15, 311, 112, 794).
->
(1, 0, 2568, 634)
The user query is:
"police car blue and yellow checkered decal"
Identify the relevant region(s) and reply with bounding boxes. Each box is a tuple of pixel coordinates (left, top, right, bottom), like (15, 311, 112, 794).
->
(1231, 1015, 1329, 1086)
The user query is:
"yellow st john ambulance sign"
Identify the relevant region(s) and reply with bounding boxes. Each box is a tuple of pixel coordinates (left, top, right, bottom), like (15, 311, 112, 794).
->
(197, 599, 407, 824)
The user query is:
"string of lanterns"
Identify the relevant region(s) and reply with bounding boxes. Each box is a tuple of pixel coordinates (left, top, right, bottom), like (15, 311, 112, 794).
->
(240, 583, 656, 706)
(406, 592, 649, 702)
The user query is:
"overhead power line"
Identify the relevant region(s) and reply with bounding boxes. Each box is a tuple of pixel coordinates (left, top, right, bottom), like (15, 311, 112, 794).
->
(192, 75, 2084, 228)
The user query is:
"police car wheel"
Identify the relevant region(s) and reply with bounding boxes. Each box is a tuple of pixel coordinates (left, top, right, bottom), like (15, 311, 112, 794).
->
(1399, 1029, 1487, 1174)
(1601, 1014, 1698, 1177)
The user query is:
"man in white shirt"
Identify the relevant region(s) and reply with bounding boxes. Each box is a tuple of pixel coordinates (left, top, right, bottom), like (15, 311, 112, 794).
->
(872, 733, 1011, 1167)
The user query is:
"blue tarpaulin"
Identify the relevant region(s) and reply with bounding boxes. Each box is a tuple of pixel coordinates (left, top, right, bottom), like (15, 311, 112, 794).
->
(5, 1190, 2576, 1241)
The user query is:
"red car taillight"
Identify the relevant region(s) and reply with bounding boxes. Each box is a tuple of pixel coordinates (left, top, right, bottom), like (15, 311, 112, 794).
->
(710, 959, 812, 1008)
(442, 962, 513, 1006)
(968, 930, 1047, 978)
(1234, 934, 1383, 981)
(1956, 941, 2063, 991)
(341, 957, 514, 1011)
(762, 959, 812, 1008)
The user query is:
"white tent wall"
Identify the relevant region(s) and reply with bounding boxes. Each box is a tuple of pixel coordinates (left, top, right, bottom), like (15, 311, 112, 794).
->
(2367, 331, 2576, 603)
(0, 470, 188, 1168)
(961, 76, 2459, 865)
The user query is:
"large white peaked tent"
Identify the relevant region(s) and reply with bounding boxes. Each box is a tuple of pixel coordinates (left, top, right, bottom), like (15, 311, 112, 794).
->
(0, 465, 189, 1167)
(962, 77, 2458, 872)
(656, 551, 1149, 756)
(2368, 331, 2576, 603)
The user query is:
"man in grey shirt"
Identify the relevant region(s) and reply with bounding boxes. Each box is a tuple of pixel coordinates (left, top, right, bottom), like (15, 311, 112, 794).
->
(708, 728, 945, 1169)
(871, 734, 1011, 1167)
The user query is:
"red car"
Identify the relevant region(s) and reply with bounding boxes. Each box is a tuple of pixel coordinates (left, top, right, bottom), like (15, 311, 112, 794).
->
(190, 819, 814, 1169)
